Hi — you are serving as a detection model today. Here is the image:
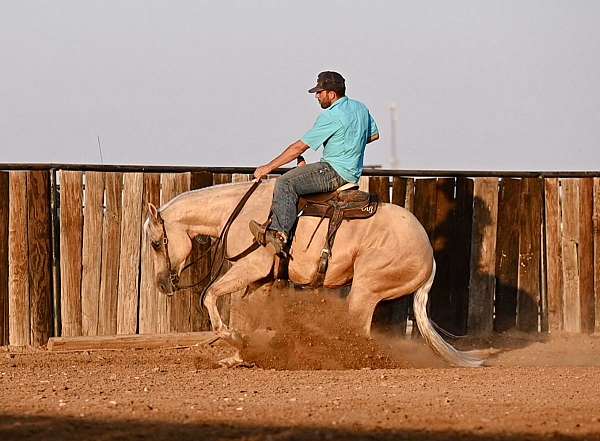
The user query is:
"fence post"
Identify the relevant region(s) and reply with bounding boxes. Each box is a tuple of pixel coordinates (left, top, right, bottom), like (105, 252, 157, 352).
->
(139, 173, 161, 334)
(27, 171, 53, 345)
(59, 171, 83, 337)
(544, 178, 563, 332)
(578, 178, 595, 333)
(561, 179, 581, 332)
(8, 172, 30, 345)
(467, 177, 499, 336)
(98, 172, 123, 335)
(516, 178, 543, 332)
(117, 173, 144, 335)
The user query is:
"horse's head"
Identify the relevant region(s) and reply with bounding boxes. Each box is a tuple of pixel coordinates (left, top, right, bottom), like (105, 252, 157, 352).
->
(145, 203, 193, 294)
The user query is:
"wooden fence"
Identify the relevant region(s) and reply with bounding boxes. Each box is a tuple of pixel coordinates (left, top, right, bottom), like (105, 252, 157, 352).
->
(0, 166, 599, 346)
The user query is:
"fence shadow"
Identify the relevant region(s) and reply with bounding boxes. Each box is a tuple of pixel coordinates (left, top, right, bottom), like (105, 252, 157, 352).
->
(0, 413, 589, 441)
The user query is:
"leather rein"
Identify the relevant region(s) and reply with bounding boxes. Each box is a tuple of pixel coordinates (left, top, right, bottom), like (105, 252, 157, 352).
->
(155, 180, 261, 302)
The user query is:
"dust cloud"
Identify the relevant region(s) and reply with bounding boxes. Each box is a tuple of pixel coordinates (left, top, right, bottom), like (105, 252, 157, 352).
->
(236, 285, 443, 370)
(231, 285, 600, 370)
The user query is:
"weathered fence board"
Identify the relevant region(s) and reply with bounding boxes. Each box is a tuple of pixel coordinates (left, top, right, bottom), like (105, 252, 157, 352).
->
(391, 176, 407, 209)
(98, 173, 123, 335)
(561, 179, 581, 332)
(544, 178, 563, 332)
(59, 171, 83, 337)
(594, 178, 600, 334)
(494, 178, 521, 332)
(429, 178, 455, 330)
(48, 331, 217, 352)
(404, 178, 415, 212)
(81, 172, 104, 336)
(117, 173, 144, 334)
(413, 179, 437, 242)
(27, 171, 53, 345)
(517, 178, 542, 332)
(578, 178, 595, 333)
(467, 178, 499, 335)
(0, 172, 8, 345)
(8, 172, 30, 345)
(213, 173, 233, 186)
(449, 178, 474, 335)
(139, 173, 161, 334)
(368, 176, 390, 203)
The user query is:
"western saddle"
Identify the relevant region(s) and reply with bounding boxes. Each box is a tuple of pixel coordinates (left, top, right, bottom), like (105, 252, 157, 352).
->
(295, 182, 378, 287)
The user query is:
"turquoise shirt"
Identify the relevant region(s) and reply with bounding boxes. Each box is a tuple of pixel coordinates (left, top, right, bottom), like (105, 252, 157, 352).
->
(301, 96, 379, 183)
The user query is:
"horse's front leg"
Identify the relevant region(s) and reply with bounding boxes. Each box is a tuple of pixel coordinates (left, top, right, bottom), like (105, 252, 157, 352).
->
(203, 256, 273, 366)
(204, 277, 247, 346)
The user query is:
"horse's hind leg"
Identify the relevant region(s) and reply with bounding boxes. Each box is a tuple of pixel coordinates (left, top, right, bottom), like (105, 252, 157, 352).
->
(346, 282, 380, 337)
(346, 276, 414, 338)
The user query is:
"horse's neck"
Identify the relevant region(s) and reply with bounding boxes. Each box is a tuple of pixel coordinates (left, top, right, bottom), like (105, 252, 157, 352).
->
(161, 181, 273, 238)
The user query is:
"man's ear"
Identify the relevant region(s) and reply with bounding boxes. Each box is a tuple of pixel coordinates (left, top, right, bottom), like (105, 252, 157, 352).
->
(148, 203, 159, 221)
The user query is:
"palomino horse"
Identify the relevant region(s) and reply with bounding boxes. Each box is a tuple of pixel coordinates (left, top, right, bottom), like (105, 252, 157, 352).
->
(144, 179, 483, 367)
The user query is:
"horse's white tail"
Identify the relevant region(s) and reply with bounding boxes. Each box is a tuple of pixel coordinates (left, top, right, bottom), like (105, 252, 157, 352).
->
(413, 259, 484, 368)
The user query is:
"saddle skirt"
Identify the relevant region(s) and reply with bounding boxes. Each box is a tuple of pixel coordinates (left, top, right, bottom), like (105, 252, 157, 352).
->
(298, 189, 378, 219)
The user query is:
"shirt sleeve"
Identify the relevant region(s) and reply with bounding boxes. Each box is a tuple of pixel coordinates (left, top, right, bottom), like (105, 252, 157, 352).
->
(301, 113, 342, 151)
(368, 113, 379, 138)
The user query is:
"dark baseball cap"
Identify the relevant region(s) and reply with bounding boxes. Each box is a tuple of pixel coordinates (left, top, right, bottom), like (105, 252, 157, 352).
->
(308, 71, 345, 93)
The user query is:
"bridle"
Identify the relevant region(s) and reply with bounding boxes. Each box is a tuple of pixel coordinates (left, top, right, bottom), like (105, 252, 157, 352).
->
(153, 180, 262, 303)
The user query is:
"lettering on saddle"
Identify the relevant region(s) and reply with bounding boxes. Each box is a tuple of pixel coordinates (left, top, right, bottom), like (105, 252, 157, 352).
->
(297, 185, 378, 287)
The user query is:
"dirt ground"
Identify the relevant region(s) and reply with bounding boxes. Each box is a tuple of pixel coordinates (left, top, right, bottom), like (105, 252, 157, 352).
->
(2, 291, 600, 440)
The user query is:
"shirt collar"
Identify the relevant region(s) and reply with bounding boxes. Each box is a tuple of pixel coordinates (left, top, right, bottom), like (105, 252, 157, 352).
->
(328, 96, 347, 110)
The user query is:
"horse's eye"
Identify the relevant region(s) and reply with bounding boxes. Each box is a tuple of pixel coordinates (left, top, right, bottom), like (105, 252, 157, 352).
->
(151, 240, 161, 251)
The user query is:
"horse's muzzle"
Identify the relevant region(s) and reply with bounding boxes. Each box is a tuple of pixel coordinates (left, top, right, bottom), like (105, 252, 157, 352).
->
(157, 274, 178, 295)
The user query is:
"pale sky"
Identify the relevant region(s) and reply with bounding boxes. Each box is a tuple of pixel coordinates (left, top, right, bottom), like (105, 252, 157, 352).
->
(1, 1, 599, 171)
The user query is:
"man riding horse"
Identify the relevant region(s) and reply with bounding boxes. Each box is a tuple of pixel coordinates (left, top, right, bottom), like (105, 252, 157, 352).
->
(249, 71, 380, 255)
(144, 73, 485, 366)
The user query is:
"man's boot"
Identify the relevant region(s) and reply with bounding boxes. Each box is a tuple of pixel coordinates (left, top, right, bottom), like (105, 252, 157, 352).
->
(249, 220, 287, 256)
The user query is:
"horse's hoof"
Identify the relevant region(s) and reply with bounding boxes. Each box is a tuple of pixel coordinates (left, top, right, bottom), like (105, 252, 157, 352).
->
(218, 354, 254, 368)
(216, 328, 245, 349)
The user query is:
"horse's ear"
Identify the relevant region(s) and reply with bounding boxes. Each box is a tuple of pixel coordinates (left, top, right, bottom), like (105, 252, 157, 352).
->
(148, 203, 159, 222)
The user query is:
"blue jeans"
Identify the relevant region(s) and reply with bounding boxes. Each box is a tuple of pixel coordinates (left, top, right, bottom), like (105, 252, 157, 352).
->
(270, 161, 347, 236)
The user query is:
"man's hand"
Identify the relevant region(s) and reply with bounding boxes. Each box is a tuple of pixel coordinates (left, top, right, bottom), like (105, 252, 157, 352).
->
(253, 165, 272, 180)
